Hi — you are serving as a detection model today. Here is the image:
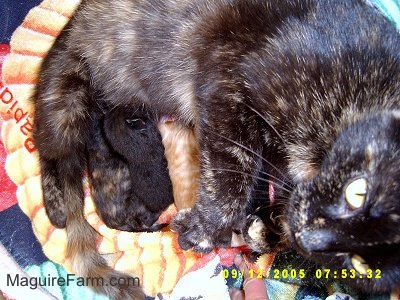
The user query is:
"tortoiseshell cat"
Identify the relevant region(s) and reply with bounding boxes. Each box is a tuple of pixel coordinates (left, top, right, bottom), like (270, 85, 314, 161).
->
(32, 0, 400, 298)
(87, 105, 173, 232)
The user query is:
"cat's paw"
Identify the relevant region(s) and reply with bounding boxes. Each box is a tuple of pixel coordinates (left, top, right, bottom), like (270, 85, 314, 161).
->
(243, 215, 285, 254)
(172, 208, 231, 253)
(172, 208, 214, 252)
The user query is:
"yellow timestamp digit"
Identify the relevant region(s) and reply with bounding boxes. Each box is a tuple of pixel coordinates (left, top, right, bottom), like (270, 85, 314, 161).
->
(366, 269, 381, 279)
(222, 269, 243, 279)
(273, 269, 305, 279)
(316, 269, 331, 279)
(249, 269, 263, 279)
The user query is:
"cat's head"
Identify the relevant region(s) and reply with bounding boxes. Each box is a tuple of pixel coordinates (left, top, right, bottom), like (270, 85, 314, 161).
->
(284, 110, 400, 293)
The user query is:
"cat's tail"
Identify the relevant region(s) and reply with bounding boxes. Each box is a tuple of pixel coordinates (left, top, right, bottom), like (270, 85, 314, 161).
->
(32, 27, 145, 298)
(38, 143, 145, 300)
(65, 191, 145, 300)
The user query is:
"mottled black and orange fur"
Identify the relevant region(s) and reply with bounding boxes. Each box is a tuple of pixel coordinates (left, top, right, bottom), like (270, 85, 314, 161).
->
(33, 0, 400, 298)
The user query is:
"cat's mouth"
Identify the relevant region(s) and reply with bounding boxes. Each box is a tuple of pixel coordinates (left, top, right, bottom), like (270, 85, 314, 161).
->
(290, 228, 378, 272)
(316, 252, 371, 274)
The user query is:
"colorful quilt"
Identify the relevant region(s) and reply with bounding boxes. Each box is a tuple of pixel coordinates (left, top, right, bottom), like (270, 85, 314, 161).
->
(0, 1, 399, 299)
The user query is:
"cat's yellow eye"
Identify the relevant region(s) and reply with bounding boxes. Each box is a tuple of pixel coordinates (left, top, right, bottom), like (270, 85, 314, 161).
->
(345, 178, 367, 209)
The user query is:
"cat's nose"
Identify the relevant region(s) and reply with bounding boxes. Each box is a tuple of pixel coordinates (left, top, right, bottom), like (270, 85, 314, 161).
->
(295, 229, 337, 253)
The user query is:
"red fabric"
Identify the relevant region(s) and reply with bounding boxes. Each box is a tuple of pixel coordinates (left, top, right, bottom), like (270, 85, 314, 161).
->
(0, 44, 18, 212)
(187, 247, 244, 274)
(0, 44, 10, 71)
(0, 138, 17, 212)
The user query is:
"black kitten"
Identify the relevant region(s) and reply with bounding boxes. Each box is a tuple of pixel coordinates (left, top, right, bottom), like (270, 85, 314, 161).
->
(32, 0, 400, 297)
(87, 105, 173, 232)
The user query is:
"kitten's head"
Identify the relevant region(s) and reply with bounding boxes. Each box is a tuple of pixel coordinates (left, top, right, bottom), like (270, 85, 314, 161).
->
(284, 110, 400, 293)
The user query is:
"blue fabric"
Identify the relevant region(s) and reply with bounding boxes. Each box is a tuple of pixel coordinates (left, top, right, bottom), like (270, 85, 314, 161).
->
(370, 0, 400, 30)
(0, 205, 48, 268)
(0, 0, 42, 43)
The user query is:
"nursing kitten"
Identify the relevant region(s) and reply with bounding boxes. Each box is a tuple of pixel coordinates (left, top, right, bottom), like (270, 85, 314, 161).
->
(32, 0, 400, 298)
(87, 105, 173, 232)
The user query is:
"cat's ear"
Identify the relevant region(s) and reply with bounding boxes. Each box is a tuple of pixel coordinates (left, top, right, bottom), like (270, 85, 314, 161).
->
(125, 118, 147, 131)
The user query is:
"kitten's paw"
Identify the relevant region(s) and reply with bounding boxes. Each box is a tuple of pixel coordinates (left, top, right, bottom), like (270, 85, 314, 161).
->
(172, 208, 228, 253)
(243, 215, 285, 254)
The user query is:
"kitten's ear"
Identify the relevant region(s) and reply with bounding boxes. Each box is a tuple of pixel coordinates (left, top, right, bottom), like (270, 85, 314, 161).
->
(125, 118, 147, 130)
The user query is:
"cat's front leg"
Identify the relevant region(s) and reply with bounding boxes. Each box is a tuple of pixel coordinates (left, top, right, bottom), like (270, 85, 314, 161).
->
(172, 103, 262, 253)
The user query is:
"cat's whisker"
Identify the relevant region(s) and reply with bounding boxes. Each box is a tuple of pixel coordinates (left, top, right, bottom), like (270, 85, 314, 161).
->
(254, 181, 292, 196)
(257, 169, 293, 189)
(210, 131, 290, 184)
(270, 199, 290, 206)
(251, 201, 287, 212)
(254, 194, 289, 206)
(214, 161, 292, 191)
(242, 102, 287, 147)
(210, 168, 293, 194)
